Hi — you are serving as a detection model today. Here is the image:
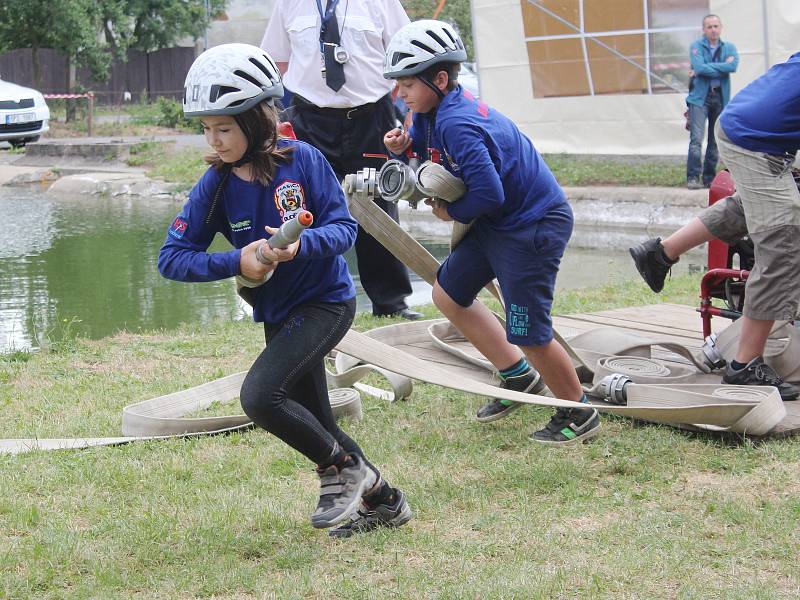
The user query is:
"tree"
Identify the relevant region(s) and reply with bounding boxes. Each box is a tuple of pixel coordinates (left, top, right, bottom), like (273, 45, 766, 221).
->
(0, 0, 111, 89)
(402, 0, 474, 60)
(100, 0, 227, 55)
(97, 0, 227, 100)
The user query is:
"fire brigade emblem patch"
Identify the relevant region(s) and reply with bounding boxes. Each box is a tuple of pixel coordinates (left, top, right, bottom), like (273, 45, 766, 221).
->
(274, 180, 306, 221)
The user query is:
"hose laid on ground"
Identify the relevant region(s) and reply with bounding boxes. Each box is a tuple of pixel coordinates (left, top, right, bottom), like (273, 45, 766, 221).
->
(701, 319, 800, 383)
(339, 187, 786, 436)
(2, 184, 789, 453)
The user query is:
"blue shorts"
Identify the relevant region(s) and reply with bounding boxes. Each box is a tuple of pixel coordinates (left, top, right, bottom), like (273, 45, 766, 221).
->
(437, 202, 573, 346)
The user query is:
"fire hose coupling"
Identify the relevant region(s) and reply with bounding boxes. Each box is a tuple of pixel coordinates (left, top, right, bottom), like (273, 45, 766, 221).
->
(377, 159, 426, 205)
(594, 373, 632, 405)
(343, 167, 378, 202)
(700, 333, 727, 370)
(370, 159, 466, 207)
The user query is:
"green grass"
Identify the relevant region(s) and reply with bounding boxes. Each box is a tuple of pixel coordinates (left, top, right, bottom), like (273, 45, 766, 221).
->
(127, 141, 207, 190)
(2, 273, 799, 599)
(544, 154, 687, 187)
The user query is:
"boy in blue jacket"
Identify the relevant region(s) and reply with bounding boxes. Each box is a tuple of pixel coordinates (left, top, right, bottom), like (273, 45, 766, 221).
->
(382, 21, 600, 445)
(159, 44, 411, 536)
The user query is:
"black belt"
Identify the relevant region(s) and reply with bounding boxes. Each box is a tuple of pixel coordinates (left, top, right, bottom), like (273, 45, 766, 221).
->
(292, 94, 386, 120)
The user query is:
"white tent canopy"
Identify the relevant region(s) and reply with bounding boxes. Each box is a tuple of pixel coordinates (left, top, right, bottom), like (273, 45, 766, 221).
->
(472, 0, 799, 155)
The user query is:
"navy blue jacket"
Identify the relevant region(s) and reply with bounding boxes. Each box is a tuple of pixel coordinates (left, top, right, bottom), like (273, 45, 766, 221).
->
(407, 86, 565, 230)
(158, 140, 357, 323)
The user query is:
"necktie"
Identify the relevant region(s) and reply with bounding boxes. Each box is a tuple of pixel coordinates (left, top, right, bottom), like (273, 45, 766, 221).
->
(322, 5, 345, 91)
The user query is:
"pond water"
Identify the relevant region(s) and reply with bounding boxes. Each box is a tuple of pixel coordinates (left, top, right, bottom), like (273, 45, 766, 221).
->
(0, 187, 706, 352)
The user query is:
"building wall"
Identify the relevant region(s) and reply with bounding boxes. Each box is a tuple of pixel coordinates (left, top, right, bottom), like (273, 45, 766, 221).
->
(199, 0, 276, 49)
(473, 0, 798, 155)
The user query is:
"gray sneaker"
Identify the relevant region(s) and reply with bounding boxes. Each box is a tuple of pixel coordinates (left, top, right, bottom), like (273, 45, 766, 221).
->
(530, 406, 601, 446)
(477, 368, 546, 423)
(722, 356, 799, 401)
(329, 488, 413, 538)
(310, 454, 378, 529)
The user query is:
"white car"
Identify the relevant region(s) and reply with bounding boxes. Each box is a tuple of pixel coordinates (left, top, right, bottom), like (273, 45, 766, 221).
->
(459, 62, 481, 99)
(0, 78, 50, 148)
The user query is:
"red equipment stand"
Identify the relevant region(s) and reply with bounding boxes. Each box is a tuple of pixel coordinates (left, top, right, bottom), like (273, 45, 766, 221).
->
(698, 170, 749, 337)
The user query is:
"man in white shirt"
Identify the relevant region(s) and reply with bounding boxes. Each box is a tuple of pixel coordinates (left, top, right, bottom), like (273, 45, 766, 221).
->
(262, 0, 422, 320)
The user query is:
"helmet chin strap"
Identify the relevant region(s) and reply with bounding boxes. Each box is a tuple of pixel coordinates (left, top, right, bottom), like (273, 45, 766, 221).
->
(417, 75, 446, 100)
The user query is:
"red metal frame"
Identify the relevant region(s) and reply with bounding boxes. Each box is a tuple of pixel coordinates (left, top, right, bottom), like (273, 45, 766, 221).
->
(698, 170, 747, 337)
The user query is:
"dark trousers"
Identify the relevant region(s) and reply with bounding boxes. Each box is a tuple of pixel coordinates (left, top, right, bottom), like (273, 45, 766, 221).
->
(687, 88, 723, 185)
(239, 298, 377, 476)
(288, 94, 412, 315)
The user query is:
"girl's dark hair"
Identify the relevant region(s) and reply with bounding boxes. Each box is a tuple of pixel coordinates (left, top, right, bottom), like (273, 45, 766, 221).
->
(204, 101, 293, 186)
(420, 62, 460, 91)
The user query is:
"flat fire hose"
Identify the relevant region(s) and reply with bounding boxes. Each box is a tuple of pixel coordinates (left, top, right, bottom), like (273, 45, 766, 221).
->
(339, 189, 785, 436)
(2, 194, 789, 453)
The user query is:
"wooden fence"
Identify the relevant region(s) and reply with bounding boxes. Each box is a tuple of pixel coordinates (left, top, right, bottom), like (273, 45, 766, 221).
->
(0, 46, 196, 105)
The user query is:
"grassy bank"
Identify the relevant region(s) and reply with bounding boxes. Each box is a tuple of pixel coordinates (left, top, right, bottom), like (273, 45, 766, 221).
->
(2, 273, 798, 599)
(545, 154, 686, 187)
(125, 142, 689, 193)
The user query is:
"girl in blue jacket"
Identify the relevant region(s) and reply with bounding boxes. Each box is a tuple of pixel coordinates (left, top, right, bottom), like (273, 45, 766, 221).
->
(159, 44, 411, 536)
(383, 21, 600, 445)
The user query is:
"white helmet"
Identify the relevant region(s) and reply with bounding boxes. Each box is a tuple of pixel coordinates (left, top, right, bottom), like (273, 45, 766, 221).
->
(183, 43, 283, 117)
(383, 19, 467, 79)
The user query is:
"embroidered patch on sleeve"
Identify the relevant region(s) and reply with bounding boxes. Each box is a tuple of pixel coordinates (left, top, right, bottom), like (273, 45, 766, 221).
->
(169, 217, 188, 239)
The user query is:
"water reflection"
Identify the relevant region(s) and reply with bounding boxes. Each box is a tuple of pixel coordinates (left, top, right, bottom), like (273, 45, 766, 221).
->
(0, 188, 705, 352)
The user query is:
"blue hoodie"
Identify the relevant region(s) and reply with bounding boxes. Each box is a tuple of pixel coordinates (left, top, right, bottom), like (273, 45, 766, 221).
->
(158, 139, 357, 323)
(407, 85, 565, 230)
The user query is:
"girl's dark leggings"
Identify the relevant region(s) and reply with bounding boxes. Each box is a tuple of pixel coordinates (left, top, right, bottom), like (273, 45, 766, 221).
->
(239, 298, 377, 475)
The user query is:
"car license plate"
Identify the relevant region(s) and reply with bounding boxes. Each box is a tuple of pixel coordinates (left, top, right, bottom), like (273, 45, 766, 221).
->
(5, 112, 36, 124)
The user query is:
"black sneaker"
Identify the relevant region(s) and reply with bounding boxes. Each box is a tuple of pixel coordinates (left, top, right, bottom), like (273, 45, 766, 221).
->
(530, 406, 601, 446)
(629, 237, 678, 293)
(310, 454, 378, 529)
(722, 356, 799, 401)
(329, 489, 413, 538)
(476, 368, 546, 423)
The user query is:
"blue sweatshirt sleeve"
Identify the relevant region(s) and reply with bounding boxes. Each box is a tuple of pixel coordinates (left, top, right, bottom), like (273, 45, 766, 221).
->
(157, 168, 242, 282)
(439, 120, 505, 224)
(292, 146, 357, 260)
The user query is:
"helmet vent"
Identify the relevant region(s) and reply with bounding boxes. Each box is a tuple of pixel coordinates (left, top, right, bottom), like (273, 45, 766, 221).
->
(445, 29, 464, 50)
(392, 51, 414, 66)
(411, 40, 436, 55)
(426, 29, 449, 50)
(234, 69, 263, 89)
(210, 84, 240, 103)
(249, 57, 274, 82)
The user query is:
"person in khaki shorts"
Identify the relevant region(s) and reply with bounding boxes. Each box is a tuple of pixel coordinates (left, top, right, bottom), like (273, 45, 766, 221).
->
(629, 51, 800, 401)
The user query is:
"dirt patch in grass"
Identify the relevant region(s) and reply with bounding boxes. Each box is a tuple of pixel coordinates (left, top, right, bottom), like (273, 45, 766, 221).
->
(679, 462, 800, 504)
